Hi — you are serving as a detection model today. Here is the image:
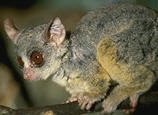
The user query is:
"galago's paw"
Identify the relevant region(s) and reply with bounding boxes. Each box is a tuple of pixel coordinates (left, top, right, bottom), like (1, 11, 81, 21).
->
(66, 96, 78, 103)
(67, 92, 104, 110)
(102, 98, 118, 114)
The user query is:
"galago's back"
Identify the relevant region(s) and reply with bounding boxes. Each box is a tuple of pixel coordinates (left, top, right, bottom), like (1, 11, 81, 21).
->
(70, 4, 158, 73)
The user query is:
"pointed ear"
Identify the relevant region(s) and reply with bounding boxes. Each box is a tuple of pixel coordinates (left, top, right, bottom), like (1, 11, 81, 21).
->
(45, 17, 66, 47)
(4, 18, 19, 42)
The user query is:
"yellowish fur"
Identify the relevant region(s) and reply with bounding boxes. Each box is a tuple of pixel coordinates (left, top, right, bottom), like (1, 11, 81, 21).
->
(67, 67, 111, 97)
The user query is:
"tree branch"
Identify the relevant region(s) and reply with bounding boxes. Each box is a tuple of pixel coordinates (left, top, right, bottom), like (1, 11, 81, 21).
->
(0, 89, 158, 115)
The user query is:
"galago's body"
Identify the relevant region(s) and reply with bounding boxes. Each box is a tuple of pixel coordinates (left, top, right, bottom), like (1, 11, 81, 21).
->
(4, 4, 158, 113)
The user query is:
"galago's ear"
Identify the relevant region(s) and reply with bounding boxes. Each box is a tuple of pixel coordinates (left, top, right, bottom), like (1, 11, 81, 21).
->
(44, 17, 66, 47)
(4, 18, 19, 42)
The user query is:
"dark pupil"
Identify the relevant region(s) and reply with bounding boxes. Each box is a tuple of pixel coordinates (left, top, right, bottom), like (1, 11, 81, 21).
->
(30, 51, 43, 66)
(17, 56, 24, 67)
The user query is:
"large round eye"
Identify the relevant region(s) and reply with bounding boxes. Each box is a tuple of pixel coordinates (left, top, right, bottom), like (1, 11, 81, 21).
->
(17, 56, 24, 68)
(30, 51, 44, 67)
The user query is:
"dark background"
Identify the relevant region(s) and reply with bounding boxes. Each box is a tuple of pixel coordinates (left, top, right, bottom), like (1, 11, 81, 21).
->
(0, 0, 157, 115)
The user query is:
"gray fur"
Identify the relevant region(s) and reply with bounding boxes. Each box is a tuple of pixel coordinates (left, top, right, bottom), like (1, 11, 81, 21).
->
(16, 24, 71, 81)
(7, 4, 158, 113)
(13, 4, 158, 81)
(14, 4, 158, 83)
(70, 4, 158, 75)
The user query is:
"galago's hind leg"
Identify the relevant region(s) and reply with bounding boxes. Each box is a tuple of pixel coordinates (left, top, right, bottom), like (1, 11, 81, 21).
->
(102, 65, 155, 114)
